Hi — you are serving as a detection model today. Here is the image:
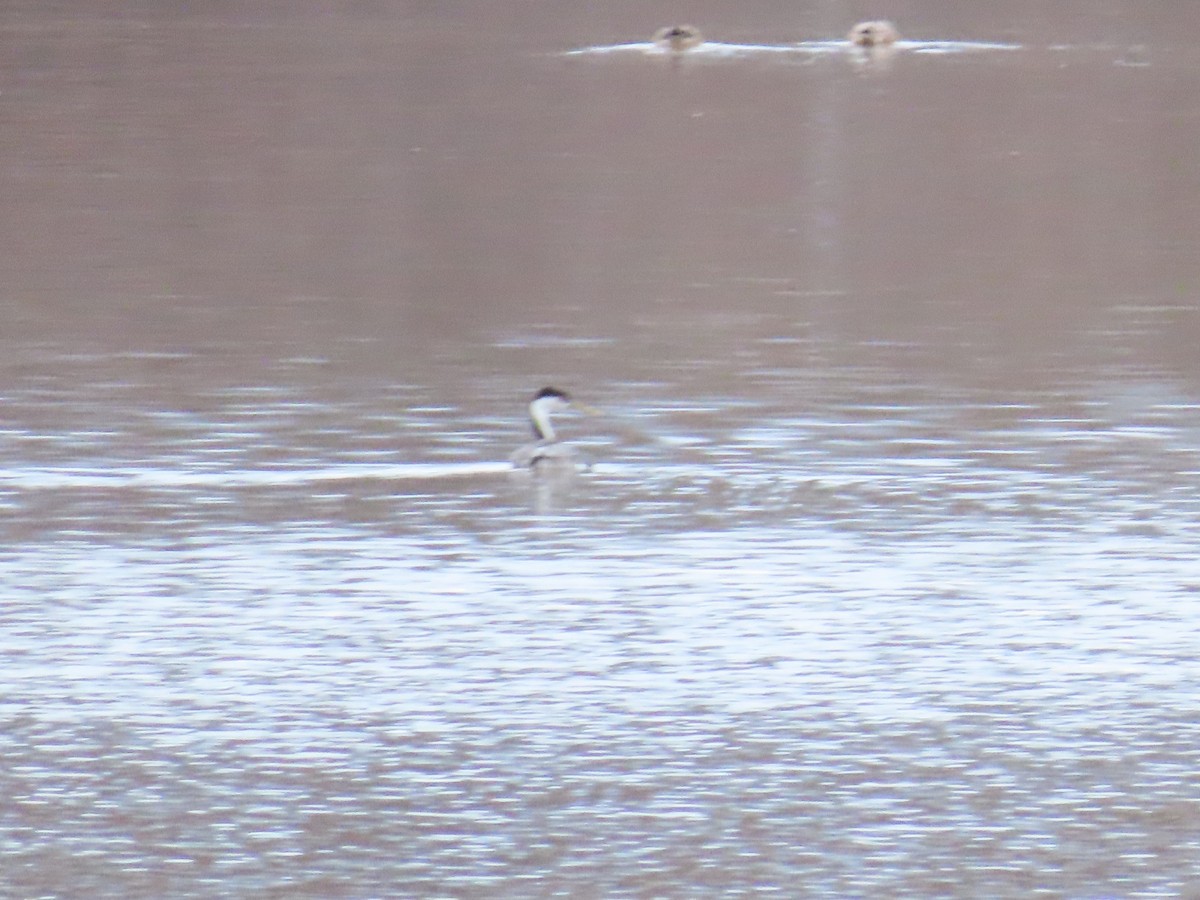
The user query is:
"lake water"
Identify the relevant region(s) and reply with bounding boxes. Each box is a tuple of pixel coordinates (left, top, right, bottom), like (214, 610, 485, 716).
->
(3, 1, 1200, 896)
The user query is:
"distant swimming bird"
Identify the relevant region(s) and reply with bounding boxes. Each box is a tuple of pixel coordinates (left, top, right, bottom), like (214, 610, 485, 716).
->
(510, 387, 591, 470)
(847, 20, 900, 47)
(653, 25, 704, 52)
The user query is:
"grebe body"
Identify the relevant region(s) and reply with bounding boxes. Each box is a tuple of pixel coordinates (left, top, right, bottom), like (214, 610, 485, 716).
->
(847, 20, 900, 47)
(653, 25, 704, 52)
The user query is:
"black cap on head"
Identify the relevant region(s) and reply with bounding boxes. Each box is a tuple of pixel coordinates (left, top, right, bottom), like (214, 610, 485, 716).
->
(534, 387, 571, 401)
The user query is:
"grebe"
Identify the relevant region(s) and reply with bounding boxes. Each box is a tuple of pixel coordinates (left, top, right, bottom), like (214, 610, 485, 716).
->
(653, 25, 704, 52)
(510, 387, 592, 470)
(847, 20, 900, 47)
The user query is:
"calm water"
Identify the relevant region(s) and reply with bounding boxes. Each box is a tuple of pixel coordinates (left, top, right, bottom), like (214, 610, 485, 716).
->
(4, 1, 1200, 896)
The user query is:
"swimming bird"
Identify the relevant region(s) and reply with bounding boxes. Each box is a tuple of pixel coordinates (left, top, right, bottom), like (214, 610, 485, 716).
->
(653, 25, 704, 52)
(510, 387, 592, 470)
(847, 20, 900, 46)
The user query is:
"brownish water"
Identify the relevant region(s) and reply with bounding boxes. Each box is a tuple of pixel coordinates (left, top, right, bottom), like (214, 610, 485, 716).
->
(4, 1, 1200, 896)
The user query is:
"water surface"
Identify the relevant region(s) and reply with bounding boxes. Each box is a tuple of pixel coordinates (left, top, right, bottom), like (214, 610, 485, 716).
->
(3, 1, 1200, 896)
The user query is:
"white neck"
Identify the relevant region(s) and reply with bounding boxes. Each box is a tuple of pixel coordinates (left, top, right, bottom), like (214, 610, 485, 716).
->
(529, 397, 558, 441)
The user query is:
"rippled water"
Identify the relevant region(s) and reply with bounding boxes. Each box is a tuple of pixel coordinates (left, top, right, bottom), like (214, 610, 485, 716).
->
(4, 1, 1200, 896)
(562, 39, 1023, 58)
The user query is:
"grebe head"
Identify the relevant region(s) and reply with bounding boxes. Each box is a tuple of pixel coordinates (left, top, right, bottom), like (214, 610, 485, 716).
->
(653, 24, 704, 52)
(528, 386, 573, 441)
(847, 20, 900, 47)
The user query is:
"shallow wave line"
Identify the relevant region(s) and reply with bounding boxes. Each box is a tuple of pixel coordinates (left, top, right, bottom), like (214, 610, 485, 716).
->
(0, 462, 515, 490)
